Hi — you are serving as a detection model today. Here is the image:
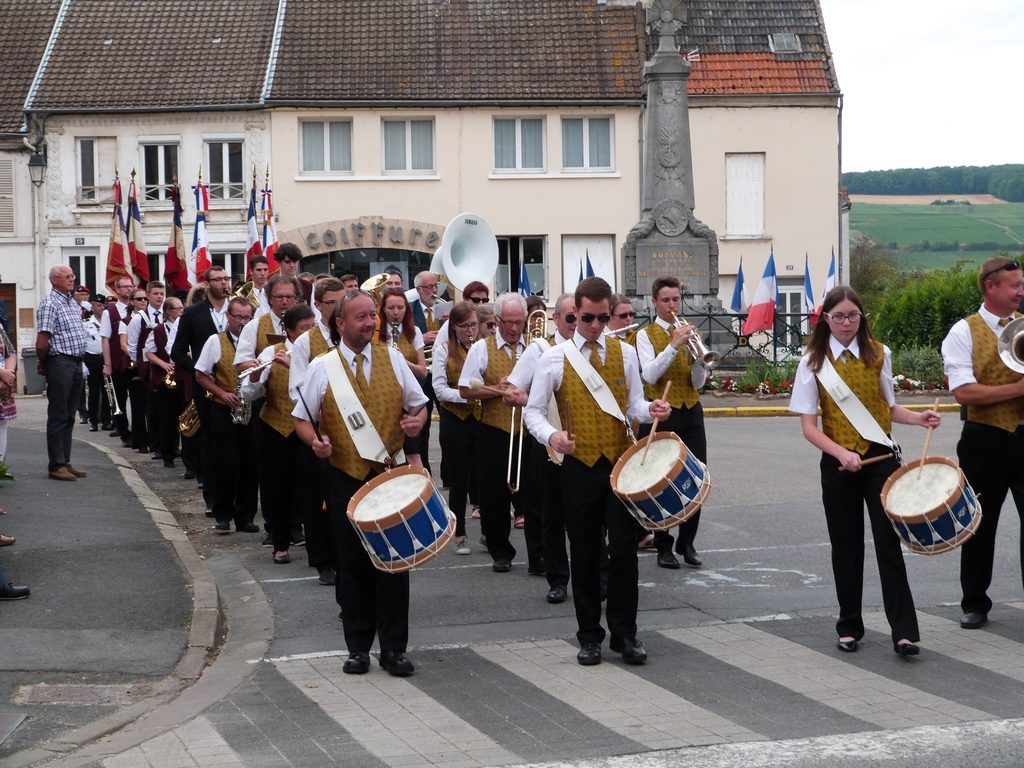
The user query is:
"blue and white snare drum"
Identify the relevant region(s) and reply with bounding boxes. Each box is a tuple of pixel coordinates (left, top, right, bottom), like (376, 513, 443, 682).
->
(609, 432, 711, 531)
(346, 467, 455, 572)
(880, 456, 981, 555)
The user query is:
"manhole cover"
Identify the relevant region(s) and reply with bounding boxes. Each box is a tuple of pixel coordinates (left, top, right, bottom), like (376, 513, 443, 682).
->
(20, 684, 131, 706)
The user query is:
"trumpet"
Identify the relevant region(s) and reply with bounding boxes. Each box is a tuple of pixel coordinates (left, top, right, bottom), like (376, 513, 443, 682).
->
(603, 322, 639, 337)
(507, 308, 548, 493)
(673, 317, 719, 370)
(104, 374, 123, 417)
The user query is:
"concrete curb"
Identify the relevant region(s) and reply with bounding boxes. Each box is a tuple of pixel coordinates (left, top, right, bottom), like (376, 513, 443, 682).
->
(703, 402, 962, 418)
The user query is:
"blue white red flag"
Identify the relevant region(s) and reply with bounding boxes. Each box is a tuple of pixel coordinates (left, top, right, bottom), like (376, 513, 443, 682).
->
(803, 253, 814, 314)
(163, 184, 190, 293)
(245, 172, 263, 274)
(730, 257, 747, 313)
(261, 174, 279, 274)
(741, 249, 779, 335)
(810, 249, 837, 326)
(518, 260, 532, 297)
(125, 172, 149, 285)
(585, 249, 596, 278)
(189, 174, 211, 285)
(104, 173, 131, 291)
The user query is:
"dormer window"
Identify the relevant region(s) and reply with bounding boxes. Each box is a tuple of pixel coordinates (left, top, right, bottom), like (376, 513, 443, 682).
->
(768, 33, 801, 53)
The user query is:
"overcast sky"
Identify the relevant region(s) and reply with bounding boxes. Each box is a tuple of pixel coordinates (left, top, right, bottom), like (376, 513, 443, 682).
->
(817, 0, 1023, 172)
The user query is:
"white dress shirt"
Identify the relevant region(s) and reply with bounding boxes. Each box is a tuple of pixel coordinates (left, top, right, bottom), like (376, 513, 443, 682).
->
(431, 335, 471, 405)
(99, 300, 130, 339)
(240, 338, 293, 401)
(458, 329, 526, 389)
(635, 316, 708, 390)
(789, 336, 896, 416)
(195, 331, 241, 376)
(289, 322, 332, 402)
(234, 311, 284, 365)
(507, 331, 570, 392)
(941, 304, 1012, 392)
(144, 318, 180, 357)
(122, 305, 161, 360)
(84, 315, 103, 355)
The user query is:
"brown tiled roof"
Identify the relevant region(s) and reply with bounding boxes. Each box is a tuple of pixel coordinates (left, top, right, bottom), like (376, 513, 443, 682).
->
(0, 0, 61, 133)
(688, 52, 830, 94)
(268, 0, 646, 104)
(28, 0, 277, 112)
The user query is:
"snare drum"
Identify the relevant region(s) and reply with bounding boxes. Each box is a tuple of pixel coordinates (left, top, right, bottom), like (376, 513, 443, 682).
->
(346, 466, 455, 572)
(609, 432, 711, 531)
(880, 456, 981, 555)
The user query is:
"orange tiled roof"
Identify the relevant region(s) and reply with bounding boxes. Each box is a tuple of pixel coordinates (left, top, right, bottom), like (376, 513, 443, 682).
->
(688, 52, 832, 95)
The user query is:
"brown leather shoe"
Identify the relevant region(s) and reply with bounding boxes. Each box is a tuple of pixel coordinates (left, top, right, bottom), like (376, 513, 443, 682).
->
(49, 466, 77, 481)
(66, 465, 88, 478)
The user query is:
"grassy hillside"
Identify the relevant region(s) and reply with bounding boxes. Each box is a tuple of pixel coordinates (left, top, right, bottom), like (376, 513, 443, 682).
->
(850, 202, 1024, 271)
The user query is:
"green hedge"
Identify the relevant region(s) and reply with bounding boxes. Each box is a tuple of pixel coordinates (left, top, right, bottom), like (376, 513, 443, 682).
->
(872, 263, 980, 350)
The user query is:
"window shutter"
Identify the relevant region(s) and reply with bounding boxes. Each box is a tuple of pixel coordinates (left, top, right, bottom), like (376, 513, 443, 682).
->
(0, 160, 14, 235)
(726, 153, 765, 237)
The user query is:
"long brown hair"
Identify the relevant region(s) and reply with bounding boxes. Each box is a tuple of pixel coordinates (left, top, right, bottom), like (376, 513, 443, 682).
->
(377, 288, 415, 343)
(806, 286, 878, 372)
(446, 301, 477, 368)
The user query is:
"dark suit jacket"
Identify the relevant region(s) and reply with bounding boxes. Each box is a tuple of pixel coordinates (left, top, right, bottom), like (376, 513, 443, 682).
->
(171, 300, 218, 374)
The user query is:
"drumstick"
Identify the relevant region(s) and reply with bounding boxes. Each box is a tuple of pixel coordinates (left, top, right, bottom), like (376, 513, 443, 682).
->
(295, 384, 323, 442)
(565, 403, 574, 441)
(468, 376, 508, 397)
(641, 381, 672, 464)
(916, 397, 941, 479)
(838, 453, 893, 472)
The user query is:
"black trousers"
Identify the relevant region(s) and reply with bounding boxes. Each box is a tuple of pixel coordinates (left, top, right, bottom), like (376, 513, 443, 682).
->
(110, 369, 131, 437)
(518, 435, 546, 570)
(475, 423, 517, 563)
(84, 353, 110, 427)
(206, 403, 258, 526)
(149, 383, 181, 461)
(257, 420, 302, 552)
(127, 374, 149, 449)
(542, 458, 570, 589)
(958, 421, 1024, 615)
(642, 402, 707, 553)
(327, 466, 409, 653)
(820, 446, 918, 642)
(562, 455, 643, 645)
(438, 409, 477, 538)
(295, 448, 333, 572)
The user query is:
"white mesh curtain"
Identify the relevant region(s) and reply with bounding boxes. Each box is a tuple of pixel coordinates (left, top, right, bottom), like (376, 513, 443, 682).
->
(302, 122, 325, 171)
(329, 122, 352, 171)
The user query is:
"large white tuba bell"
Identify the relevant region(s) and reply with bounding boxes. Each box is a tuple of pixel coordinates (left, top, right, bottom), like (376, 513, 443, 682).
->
(997, 316, 1024, 373)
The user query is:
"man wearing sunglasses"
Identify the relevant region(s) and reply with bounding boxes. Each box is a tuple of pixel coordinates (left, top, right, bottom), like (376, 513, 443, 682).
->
(941, 256, 1024, 630)
(635, 275, 710, 570)
(525, 277, 670, 666)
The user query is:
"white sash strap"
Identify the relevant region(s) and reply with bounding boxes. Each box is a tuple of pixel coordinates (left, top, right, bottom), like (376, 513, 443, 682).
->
(815, 357, 897, 452)
(563, 341, 628, 426)
(323, 349, 405, 466)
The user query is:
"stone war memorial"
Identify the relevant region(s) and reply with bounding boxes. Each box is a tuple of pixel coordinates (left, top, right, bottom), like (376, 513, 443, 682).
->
(624, 0, 719, 309)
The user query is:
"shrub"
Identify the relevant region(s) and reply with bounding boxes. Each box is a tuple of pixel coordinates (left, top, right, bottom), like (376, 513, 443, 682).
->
(891, 346, 945, 388)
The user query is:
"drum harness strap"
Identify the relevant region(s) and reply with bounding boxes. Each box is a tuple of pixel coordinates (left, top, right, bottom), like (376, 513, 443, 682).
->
(323, 348, 406, 469)
(816, 357, 902, 463)
(563, 340, 637, 445)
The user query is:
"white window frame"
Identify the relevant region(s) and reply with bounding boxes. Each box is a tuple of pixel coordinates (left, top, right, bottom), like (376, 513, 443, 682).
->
(776, 281, 805, 351)
(493, 117, 545, 173)
(381, 119, 435, 175)
(560, 116, 613, 172)
(76, 138, 99, 203)
(725, 152, 766, 238)
(204, 137, 244, 201)
(299, 119, 353, 174)
(139, 138, 180, 203)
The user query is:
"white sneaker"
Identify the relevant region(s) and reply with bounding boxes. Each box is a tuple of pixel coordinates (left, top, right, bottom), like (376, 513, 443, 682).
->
(454, 537, 470, 555)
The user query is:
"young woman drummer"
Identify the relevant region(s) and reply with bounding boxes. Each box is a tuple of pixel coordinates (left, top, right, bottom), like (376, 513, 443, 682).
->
(378, 288, 427, 467)
(789, 286, 941, 656)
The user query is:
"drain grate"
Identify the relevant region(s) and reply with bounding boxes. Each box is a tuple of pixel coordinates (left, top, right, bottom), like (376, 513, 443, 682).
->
(19, 683, 131, 706)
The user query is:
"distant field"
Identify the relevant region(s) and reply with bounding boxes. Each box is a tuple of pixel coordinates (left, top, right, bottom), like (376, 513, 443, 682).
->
(850, 202, 1024, 271)
(850, 194, 1006, 205)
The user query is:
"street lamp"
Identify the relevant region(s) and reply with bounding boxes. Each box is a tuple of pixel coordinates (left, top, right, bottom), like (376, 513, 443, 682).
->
(28, 150, 46, 187)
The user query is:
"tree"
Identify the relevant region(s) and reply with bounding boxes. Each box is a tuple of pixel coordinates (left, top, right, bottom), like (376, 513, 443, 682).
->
(849, 236, 899, 311)
(872, 262, 979, 350)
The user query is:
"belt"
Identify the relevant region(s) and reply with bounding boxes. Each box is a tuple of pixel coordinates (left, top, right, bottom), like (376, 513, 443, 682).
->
(54, 353, 85, 363)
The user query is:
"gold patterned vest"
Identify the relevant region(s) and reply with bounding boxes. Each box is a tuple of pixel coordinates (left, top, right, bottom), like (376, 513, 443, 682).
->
(255, 313, 281, 357)
(319, 345, 405, 479)
(479, 334, 521, 433)
(555, 338, 630, 467)
(212, 333, 238, 407)
(816, 340, 891, 453)
(309, 325, 330, 362)
(966, 313, 1024, 432)
(439, 345, 480, 421)
(641, 323, 699, 409)
(394, 333, 417, 364)
(260, 342, 295, 437)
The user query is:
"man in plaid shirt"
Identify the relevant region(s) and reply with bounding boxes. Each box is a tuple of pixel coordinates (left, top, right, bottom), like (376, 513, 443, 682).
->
(35, 266, 88, 481)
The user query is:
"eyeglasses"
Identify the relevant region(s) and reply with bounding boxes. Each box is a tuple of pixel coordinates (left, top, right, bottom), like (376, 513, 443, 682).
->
(132, 296, 147, 302)
(419, 283, 438, 290)
(563, 314, 579, 324)
(208, 276, 230, 283)
(497, 317, 525, 326)
(825, 311, 865, 324)
(579, 313, 611, 324)
(271, 294, 296, 301)
(980, 260, 1021, 283)
(455, 321, 479, 331)
(484, 321, 497, 329)
(468, 296, 490, 304)
(229, 313, 252, 322)
(615, 311, 636, 320)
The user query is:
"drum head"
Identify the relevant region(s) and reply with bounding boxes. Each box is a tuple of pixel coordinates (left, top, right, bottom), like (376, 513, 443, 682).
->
(611, 432, 685, 497)
(882, 456, 962, 523)
(348, 467, 431, 526)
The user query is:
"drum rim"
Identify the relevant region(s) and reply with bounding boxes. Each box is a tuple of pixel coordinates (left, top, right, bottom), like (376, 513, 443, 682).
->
(346, 466, 437, 529)
(610, 432, 690, 500)
(881, 455, 968, 526)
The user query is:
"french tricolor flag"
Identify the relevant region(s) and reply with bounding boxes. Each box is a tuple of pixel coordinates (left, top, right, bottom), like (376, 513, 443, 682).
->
(245, 173, 263, 275)
(730, 256, 747, 313)
(741, 249, 780, 335)
(810, 249, 837, 326)
(189, 176, 211, 285)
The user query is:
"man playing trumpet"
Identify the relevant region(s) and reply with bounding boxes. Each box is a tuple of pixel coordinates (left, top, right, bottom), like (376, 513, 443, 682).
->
(635, 275, 711, 569)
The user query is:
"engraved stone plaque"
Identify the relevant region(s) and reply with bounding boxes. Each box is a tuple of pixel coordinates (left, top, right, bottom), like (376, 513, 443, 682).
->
(635, 240, 710, 296)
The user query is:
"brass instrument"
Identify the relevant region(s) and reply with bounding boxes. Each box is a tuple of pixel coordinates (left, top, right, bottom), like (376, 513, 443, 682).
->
(104, 375, 123, 417)
(360, 273, 389, 309)
(230, 375, 252, 425)
(164, 370, 177, 389)
(390, 322, 400, 349)
(507, 309, 548, 493)
(674, 317, 719, 370)
(178, 401, 200, 437)
(997, 316, 1024, 373)
(232, 280, 261, 313)
(235, 351, 289, 381)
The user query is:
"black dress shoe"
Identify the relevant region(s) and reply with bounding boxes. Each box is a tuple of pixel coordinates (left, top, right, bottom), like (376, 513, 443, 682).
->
(527, 561, 546, 576)
(657, 551, 681, 569)
(379, 651, 415, 677)
(101, 423, 113, 431)
(576, 642, 602, 666)
(960, 611, 987, 629)
(681, 544, 703, 568)
(236, 523, 260, 533)
(836, 637, 858, 653)
(163, 459, 175, 468)
(546, 584, 567, 604)
(492, 559, 512, 573)
(89, 424, 99, 432)
(109, 428, 121, 437)
(273, 552, 291, 564)
(79, 415, 89, 424)
(205, 507, 216, 518)
(342, 651, 370, 675)
(214, 521, 231, 534)
(182, 469, 197, 480)
(261, 531, 274, 547)
(894, 640, 920, 656)
(609, 636, 647, 665)
(0, 582, 30, 600)
(318, 568, 336, 586)
(151, 451, 162, 460)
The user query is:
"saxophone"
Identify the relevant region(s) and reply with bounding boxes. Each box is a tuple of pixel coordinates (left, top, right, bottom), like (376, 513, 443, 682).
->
(230, 375, 251, 425)
(390, 322, 400, 349)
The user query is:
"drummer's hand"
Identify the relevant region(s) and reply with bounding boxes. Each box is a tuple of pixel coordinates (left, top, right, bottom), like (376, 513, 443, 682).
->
(400, 408, 427, 437)
(837, 449, 862, 472)
(311, 434, 332, 459)
(650, 399, 671, 421)
(917, 409, 941, 428)
(502, 386, 528, 407)
(550, 431, 576, 455)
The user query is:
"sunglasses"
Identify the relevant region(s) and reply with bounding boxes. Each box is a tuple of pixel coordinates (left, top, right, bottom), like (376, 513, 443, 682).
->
(579, 313, 611, 324)
(468, 296, 490, 304)
(981, 260, 1021, 283)
(484, 321, 497, 329)
(563, 314, 579, 324)
(615, 311, 636, 320)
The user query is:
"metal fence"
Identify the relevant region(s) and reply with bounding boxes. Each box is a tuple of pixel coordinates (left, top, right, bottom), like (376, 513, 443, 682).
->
(631, 304, 811, 370)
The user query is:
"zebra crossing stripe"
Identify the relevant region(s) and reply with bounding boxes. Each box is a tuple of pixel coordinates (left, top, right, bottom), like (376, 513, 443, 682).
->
(473, 639, 760, 748)
(274, 656, 519, 766)
(102, 716, 244, 768)
(659, 624, 993, 730)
